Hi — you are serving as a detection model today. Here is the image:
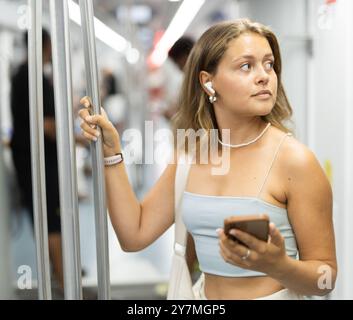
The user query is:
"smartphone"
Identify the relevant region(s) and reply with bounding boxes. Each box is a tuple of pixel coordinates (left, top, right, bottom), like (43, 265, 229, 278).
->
(223, 214, 270, 246)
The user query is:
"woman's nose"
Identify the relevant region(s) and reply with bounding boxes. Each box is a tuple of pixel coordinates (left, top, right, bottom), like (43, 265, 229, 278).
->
(255, 64, 270, 85)
(256, 68, 270, 85)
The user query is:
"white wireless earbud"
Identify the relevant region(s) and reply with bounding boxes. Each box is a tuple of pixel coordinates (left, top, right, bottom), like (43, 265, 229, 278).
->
(204, 81, 215, 95)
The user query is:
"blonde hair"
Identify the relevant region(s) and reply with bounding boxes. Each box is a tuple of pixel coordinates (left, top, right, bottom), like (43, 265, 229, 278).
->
(172, 19, 293, 150)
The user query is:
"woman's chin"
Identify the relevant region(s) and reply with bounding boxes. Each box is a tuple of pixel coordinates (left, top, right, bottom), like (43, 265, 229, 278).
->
(258, 101, 275, 114)
(222, 103, 274, 117)
(248, 105, 273, 117)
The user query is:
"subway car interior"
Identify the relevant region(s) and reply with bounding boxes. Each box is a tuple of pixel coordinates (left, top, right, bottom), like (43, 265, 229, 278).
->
(0, 0, 352, 300)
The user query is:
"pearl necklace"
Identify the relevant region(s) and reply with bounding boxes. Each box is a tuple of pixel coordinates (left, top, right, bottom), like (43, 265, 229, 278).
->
(218, 122, 271, 148)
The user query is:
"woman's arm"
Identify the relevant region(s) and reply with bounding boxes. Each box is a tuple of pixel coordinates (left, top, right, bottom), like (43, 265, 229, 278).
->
(218, 139, 337, 296)
(79, 97, 176, 252)
(270, 141, 337, 296)
(105, 160, 176, 252)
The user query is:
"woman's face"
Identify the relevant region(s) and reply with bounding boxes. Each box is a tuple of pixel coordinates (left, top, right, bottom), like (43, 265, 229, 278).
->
(209, 32, 278, 117)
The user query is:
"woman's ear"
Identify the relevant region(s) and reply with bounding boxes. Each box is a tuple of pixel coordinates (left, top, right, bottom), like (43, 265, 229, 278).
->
(199, 71, 213, 95)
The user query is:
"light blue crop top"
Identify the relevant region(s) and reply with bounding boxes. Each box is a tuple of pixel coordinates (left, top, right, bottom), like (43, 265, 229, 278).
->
(181, 133, 298, 277)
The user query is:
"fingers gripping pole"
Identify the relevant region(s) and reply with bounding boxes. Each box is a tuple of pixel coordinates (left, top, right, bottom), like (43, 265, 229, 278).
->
(79, 0, 111, 300)
(49, 0, 82, 300)
(28, 0, 52, 300)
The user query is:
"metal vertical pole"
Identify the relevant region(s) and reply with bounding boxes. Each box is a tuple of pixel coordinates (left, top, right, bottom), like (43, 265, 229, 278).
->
(0, 134, 11, 299)
(79, 0, 110, 300)
(28, 0, 52, 300)
(49, 0, 82, 300)
(0, 32, 12, 299)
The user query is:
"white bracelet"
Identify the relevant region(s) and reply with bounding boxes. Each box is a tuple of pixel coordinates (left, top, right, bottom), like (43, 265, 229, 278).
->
(104, 153, 124, 166)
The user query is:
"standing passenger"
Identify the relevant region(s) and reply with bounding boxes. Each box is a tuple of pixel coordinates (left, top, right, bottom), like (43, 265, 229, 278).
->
(79, 19, 337, 300)
(10, 30, 63, 291)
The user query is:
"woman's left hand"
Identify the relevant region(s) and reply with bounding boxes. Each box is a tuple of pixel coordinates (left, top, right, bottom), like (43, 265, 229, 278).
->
(217, 223, 288, 276)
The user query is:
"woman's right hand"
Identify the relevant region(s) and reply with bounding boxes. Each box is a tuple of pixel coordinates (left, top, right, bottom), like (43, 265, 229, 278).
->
(78, 96, 121, 157)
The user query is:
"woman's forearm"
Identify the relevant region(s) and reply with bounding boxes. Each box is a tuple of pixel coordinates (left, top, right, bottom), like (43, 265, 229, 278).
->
(104, 161, 143, 251)
(270, 256, 337, 296)
(78, 98, 151, 252)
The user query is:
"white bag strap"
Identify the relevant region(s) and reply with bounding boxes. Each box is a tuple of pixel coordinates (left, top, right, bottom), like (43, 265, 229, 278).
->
(174, 156, 192, 255)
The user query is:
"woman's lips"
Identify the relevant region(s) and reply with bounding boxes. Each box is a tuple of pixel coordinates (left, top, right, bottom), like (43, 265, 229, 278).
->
(252, 93, 271, 99)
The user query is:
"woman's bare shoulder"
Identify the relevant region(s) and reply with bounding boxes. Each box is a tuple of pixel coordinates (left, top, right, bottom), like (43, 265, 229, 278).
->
(267, 125, 308, 155)
(264, 126, 317, 172)
(273, 130, 323, 179)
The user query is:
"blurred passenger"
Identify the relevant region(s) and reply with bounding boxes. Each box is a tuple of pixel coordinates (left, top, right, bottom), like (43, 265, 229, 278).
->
(162, 37, 195, 121)
(10, 29, 63, 290)
(168, 36, 195, 72)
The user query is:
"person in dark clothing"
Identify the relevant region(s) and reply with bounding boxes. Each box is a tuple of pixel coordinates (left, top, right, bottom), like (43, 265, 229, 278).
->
(10, 29, 63, 290)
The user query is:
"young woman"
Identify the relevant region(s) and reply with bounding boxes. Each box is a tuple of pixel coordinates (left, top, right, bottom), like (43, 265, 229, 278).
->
(79, 19, 337, 300)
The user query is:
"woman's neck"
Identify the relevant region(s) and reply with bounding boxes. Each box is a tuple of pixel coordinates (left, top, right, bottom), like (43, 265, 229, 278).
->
(217, 116, 268, 146)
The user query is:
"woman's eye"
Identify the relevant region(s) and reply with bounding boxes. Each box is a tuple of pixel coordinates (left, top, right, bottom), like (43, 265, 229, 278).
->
(266, 61, 274, 70)
(240, 63, 250, 71)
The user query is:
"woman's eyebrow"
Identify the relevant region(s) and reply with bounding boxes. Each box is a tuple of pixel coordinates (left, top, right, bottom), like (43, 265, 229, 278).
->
(231, 53, 274, 62)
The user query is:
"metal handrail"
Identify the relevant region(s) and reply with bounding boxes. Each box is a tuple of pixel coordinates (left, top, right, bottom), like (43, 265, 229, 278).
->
(49, 0, 82, 300)
(79, 0, 110, 300)
(28, 0, 51, 300)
